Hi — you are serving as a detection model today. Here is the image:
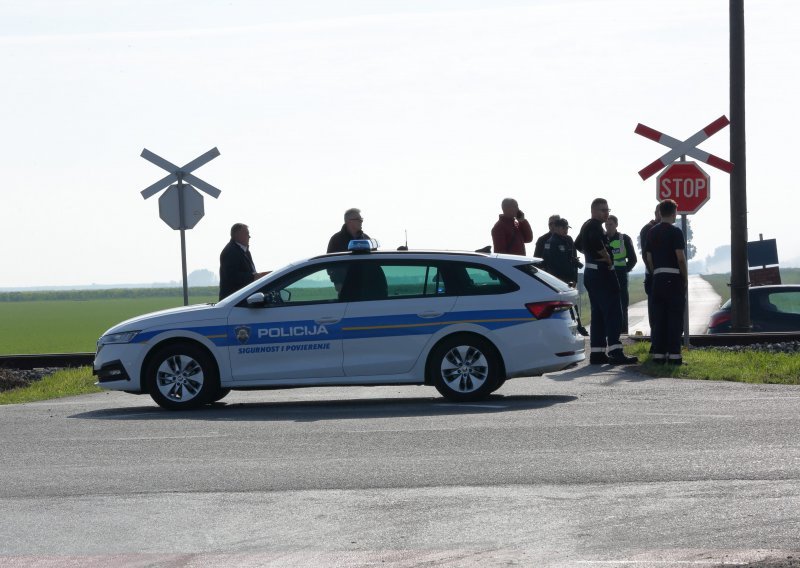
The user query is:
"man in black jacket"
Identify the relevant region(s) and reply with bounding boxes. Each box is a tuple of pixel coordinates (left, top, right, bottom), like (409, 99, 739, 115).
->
(533, 214, 561, 259)
(543, 218, 588, 336)
(219, 223, 267, 300)
(327, 208, 370, 253)
(575, 198, 637, 365)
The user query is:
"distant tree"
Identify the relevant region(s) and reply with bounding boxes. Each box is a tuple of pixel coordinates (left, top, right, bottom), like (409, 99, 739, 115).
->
(188, 269, 217, 286)
(684, 218, 697, 261)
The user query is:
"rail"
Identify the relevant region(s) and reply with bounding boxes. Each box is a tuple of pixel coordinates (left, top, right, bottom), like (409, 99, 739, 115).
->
(0, 353, 95, 370)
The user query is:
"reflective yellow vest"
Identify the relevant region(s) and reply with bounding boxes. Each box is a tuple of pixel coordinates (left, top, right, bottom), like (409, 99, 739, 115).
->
(608, 233, 628, 269)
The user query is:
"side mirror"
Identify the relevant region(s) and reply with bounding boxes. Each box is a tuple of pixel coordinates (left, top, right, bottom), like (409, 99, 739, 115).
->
(246, 292, 266, 307)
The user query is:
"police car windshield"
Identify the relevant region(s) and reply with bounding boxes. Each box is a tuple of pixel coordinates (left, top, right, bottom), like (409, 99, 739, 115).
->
(515, 263, 572, 292)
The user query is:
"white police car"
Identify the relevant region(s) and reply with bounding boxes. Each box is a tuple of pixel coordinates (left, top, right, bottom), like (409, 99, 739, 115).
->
(94, 242, 585, 409)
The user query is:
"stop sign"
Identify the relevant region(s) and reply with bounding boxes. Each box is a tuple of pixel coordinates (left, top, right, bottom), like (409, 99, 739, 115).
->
(656, 161, 710, 214)
(158, 184, 205, 230)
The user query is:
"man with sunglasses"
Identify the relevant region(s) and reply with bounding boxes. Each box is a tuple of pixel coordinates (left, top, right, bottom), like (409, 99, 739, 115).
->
(575, 198, 638, 365)
(327, 208, 371, 253)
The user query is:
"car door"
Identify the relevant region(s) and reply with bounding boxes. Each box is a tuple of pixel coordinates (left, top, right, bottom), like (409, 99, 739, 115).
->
(341, 260, 457, 377)
(226, 263, 347, 381)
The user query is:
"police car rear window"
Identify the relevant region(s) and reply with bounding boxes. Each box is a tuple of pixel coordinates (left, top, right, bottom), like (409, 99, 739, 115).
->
(515, 263, 571, 292)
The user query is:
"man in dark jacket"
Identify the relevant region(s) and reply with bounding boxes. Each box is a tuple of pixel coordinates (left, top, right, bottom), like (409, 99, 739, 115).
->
(543, 218, 580, 284)
(533, 214, 561, 259)
(575, 198, 637, 365)
(639, 204, 662, 339)
(543, 218, 588, 336)
(327, 208, 370, 253)
(645, 199, 688, 365)
(219, 223, 268, 300)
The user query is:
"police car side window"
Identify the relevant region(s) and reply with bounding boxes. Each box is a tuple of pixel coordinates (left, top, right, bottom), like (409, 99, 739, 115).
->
(267, 265, 342, 305)
(461, 265, 516, 295)
(382, 264, 445, 298)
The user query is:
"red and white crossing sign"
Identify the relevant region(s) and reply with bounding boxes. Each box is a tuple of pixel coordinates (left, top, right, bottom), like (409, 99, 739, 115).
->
(657, 161, 710, 214)
(635, 116, 734, 180)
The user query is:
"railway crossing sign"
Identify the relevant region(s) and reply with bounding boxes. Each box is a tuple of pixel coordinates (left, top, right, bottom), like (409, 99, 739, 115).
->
(140, 147, 222, 305)
(635, 116, 733, 180)
(657, 161, 710, 215)
(141, 147, 221, 201)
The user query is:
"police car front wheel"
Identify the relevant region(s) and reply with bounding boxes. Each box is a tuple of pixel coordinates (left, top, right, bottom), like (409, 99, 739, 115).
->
(429, 335, 502, 402)
(145, 343, 220, 410)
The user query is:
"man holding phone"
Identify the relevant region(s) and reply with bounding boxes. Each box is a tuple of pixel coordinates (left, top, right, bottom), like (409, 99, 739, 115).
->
(491, 198, 533, 255)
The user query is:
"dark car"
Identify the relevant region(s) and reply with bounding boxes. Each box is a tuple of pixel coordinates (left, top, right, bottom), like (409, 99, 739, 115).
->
(707, 285, 800, 333)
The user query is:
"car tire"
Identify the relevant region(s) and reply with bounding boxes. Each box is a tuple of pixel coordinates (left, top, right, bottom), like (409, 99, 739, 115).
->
(429, 334, 501, 402)
(208, 388, 231, 404)
(145, 343, 219, 410)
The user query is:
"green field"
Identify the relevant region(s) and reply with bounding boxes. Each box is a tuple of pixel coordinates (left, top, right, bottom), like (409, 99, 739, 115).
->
(0, 289, 217, 354)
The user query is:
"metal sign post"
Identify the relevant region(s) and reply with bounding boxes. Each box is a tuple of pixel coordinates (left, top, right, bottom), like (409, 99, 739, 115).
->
(140, 148, 222, 306)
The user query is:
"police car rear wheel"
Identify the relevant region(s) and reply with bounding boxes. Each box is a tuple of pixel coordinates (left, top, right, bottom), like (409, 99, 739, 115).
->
(430, 335, 500, 402)
(145, 343, 218, 410)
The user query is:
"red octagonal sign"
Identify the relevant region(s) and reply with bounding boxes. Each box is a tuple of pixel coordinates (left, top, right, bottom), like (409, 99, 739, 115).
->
(656, 161, 710, 214)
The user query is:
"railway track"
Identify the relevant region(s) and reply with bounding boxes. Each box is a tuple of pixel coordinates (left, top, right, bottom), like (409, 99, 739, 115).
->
(1, 332, 798, 371)
(0, 353, 94, 370)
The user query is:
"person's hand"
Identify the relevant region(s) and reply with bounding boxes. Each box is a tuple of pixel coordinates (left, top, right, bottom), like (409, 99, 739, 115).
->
(515, 209, 525, 220)
(255, 271, 270, 279)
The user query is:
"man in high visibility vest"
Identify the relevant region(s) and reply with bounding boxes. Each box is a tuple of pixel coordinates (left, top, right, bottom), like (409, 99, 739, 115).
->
(604, 215, 637, 334)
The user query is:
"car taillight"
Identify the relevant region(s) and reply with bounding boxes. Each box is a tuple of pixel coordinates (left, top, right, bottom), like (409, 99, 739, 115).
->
(708, 311, 731, 329)
(526, 301, 573, 319)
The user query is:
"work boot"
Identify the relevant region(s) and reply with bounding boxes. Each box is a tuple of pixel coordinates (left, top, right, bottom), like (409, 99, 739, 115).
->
(608, 349, 638, 365)
(589, 352, 609, 365)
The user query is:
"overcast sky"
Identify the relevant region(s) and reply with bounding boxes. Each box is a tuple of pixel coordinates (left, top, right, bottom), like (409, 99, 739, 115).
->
(1, 0, 797, 289)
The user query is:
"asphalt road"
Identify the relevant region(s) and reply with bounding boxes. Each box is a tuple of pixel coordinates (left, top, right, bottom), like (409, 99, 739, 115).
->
(2, 359, 800, 567)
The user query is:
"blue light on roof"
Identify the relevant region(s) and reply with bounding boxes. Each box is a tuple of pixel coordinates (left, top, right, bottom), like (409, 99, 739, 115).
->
(348, 239, 379, 252)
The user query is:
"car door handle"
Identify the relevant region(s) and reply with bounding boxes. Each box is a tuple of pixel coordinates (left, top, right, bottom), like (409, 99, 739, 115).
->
(315, 316, 341, 324)
(418, 311, 443, 318)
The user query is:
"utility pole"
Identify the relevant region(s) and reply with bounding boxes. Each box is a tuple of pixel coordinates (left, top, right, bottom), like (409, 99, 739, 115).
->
(729, 0, 751, 330)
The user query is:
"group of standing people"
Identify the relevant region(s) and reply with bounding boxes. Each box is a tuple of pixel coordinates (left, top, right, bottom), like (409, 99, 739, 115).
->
(490, 196, 687, 366)
(574, 197, 687, 365)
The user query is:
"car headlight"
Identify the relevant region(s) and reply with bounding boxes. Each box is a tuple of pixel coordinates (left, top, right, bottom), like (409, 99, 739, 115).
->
(97, 331, 140, 347)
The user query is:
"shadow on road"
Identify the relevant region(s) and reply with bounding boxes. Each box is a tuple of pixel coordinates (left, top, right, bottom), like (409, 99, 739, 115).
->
(547, 364, 658, 384)
(69, 394, 577, 422)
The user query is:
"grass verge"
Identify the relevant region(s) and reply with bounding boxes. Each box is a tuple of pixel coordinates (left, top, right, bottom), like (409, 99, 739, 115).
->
(628, 342, 800, 385)
(0, 367, 100, 405)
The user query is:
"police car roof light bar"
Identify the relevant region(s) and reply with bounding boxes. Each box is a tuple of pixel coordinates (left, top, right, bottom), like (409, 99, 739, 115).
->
(348, 239, 380, 253)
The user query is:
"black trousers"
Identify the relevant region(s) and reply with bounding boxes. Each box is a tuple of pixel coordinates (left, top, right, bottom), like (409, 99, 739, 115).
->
(650, 273, 686, 358)
(584, 265, 622, 352)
